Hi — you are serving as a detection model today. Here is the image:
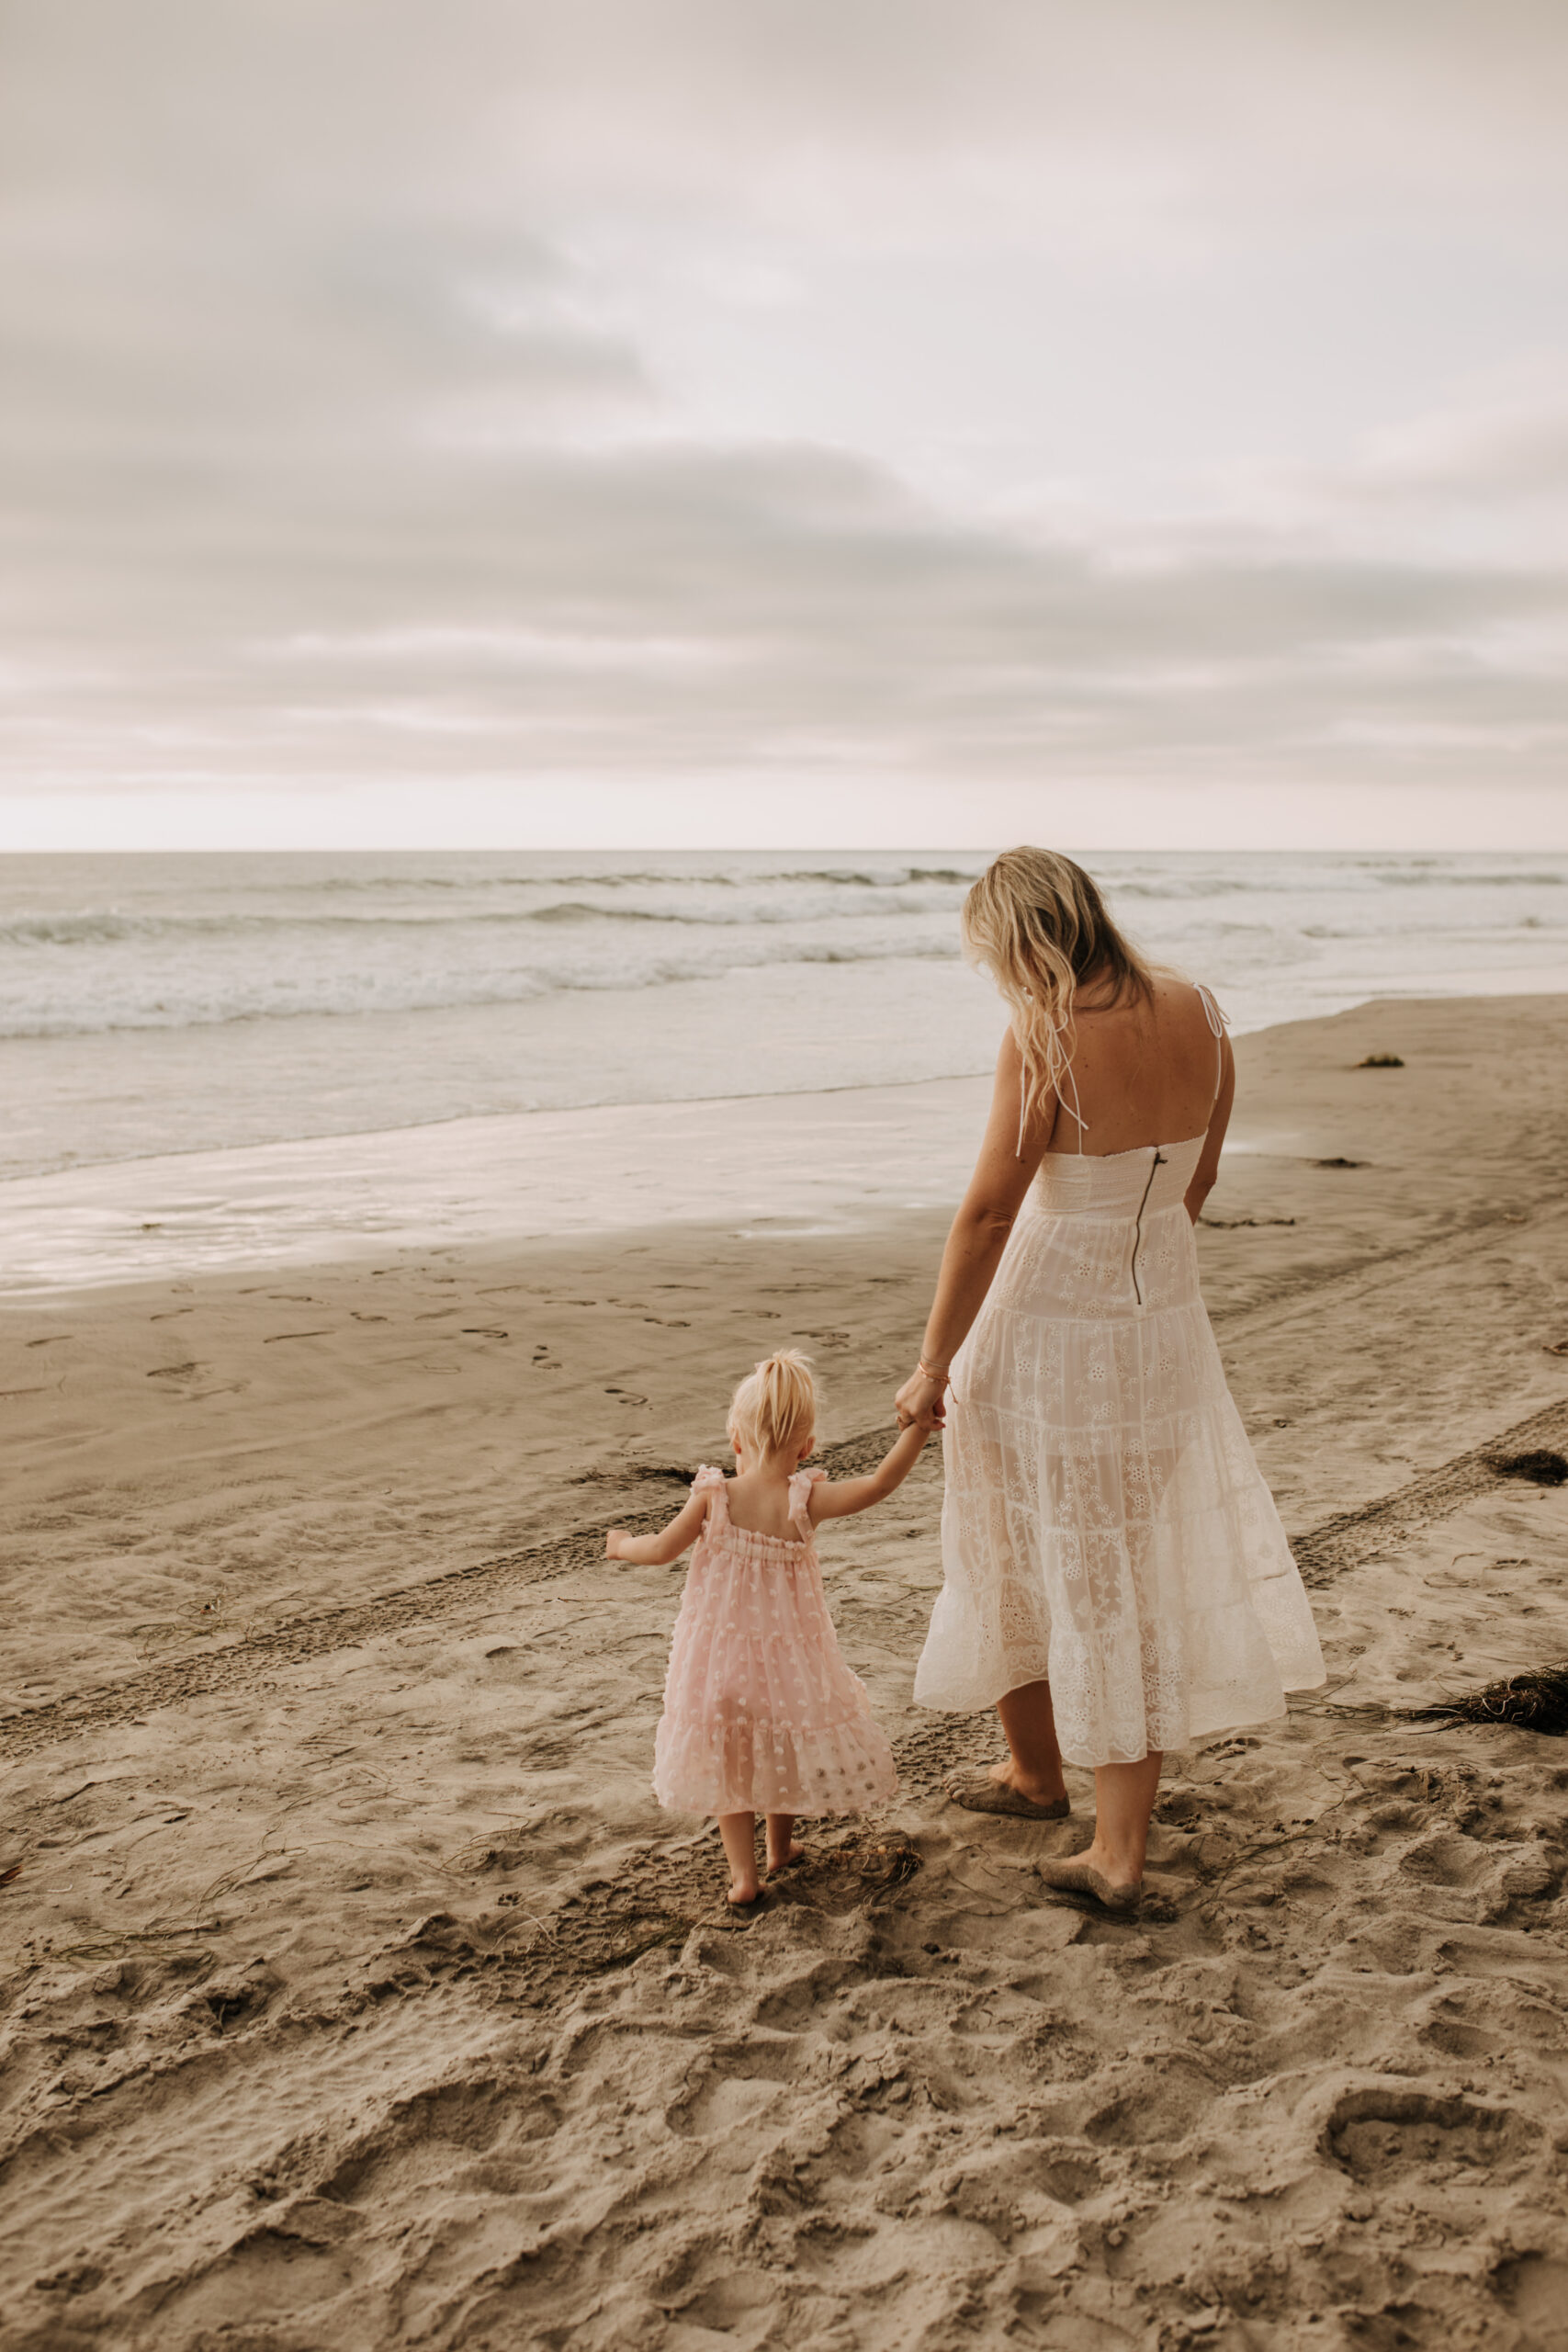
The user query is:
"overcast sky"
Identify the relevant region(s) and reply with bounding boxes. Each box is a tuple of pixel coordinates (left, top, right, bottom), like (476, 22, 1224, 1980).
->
(4, 0, 1567, 849)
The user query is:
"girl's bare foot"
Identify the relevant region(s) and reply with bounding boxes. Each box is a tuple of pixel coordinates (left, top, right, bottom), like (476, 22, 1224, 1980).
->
(762, 1812, 800, 1875)
(717, 1811, 762, 1906)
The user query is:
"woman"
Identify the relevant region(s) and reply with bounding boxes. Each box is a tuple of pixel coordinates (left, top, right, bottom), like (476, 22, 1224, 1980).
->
(896, 849, 1324, 1914)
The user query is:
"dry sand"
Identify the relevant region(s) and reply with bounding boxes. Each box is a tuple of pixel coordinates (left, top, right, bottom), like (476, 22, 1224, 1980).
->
(5, 994, 1568, 2350)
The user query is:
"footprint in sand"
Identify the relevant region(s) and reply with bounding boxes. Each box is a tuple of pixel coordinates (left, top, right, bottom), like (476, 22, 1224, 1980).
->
(1325, 2086, 1533, 2183)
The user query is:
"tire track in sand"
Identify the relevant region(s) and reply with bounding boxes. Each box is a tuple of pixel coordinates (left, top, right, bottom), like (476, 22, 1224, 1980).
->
(5, 1406, 1567, 1763)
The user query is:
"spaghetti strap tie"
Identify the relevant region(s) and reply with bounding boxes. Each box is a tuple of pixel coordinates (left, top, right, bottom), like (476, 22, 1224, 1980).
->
(1195, 983, 1228, 1104)
(1018, 1025, 1089, 1159)
(1015, 1015, 1091, 1159)
(1061, 1054, 1088, 1154)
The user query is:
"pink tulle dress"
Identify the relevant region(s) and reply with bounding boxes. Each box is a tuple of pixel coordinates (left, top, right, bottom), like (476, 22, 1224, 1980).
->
(652, 1465, 899, 1817)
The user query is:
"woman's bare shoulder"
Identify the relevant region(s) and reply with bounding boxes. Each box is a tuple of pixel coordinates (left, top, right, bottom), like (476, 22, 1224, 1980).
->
(1146, 969, 1213, 1029)
(1076, 967, 1194, 1032)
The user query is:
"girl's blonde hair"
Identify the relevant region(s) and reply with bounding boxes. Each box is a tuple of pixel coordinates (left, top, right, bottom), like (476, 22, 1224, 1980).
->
(962, 847, 1152, 1137)
(727, 1349, 817, 1460)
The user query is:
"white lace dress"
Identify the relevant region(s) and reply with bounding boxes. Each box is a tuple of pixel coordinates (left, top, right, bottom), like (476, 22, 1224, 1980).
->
(914, 1007, 1325, 1767)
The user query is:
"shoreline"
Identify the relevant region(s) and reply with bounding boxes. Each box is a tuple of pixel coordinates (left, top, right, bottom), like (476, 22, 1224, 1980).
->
(6, 987, 1568, 1296)
(6, 989, 1568, 2345)
(7, 972, 1568, 1173)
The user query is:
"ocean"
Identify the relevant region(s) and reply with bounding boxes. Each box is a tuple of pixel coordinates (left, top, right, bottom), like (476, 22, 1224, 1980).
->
(3, 848, 1566, 1287)
(6, 848, 1568, 1181)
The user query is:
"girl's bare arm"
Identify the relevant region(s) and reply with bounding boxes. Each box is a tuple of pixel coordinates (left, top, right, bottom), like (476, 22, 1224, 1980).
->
(809, 1421, 929, 1523)
(605, 1487, 711, 1566)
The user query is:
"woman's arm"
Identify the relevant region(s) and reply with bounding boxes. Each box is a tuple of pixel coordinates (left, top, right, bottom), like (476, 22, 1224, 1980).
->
(809, 1421, 929, 1522)
(895, 1030, 1057, 1432)
(1184, 1032, 1235, 1225)
(605, 1487, 710, 1566)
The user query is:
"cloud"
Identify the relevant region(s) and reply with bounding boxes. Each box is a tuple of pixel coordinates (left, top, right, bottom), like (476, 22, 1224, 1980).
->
(1, 0, 1566, 822)
(1355, 390, 1568, 505)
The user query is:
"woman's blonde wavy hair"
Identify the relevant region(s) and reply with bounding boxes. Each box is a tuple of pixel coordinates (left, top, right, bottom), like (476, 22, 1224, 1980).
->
(962, 848, 1152, 1141)
(727, 1349, 817, 1461)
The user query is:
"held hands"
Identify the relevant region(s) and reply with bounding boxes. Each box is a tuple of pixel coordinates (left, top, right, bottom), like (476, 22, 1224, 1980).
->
(895, 1367, 948, 1433)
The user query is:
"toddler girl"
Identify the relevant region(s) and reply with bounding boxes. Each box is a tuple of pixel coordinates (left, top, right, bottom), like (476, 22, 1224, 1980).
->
(606, 1351, 926, 1906)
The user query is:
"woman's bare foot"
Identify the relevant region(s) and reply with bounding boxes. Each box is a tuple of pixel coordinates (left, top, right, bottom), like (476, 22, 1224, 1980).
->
(1037, 1855, 1141, 1915)
(1038, 1836, 1141, 1914)
(988, 1757, 1069, 1807)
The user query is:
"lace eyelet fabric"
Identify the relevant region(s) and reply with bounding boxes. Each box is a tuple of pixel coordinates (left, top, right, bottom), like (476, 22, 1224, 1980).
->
(914, 1132, 1325, 1768)
(653, 1466, 899, 1817)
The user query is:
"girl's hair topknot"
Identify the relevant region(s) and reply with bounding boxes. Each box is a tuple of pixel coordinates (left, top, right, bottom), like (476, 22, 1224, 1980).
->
(727, 1349, 817, 1459)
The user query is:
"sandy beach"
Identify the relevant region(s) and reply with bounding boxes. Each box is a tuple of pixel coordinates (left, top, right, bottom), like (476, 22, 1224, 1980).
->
(5, 992, 1568, 2350)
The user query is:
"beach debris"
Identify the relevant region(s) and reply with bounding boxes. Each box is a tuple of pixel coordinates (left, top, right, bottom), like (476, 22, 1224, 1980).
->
(1544, 1340, 1568, 1358)
(1488, 1449, 1568, 1487)
(1356, 1053, 1404, 1068)
(1405, 1664, 1568, 1736)
(1313, 1157, 1370, 1169)
(129, 1617, 220, 1657)
(42, 1920, 224, 1970)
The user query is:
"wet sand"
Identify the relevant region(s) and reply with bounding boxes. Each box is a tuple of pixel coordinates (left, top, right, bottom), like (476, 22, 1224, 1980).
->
(5, 995, 1568, 2349)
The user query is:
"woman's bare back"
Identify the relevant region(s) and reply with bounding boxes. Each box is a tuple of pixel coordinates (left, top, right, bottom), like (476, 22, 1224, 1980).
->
(1056, 977, 1229, 1158)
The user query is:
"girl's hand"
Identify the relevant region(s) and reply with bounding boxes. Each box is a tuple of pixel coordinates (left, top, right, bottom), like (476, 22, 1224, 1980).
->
(605, 1529, 628, 1559)
(895, 1369, 947, 1433)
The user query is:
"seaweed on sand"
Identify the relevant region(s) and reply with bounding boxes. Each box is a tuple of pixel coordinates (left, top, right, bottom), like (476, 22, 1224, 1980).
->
(1404, 1665, 1568, 1737)
(1488, 1450, 1568, 1487)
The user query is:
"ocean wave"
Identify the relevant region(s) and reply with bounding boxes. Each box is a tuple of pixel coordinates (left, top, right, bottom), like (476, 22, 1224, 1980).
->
(0, 932, 968, 1039)
(9, 858, 1562, 957)
(6, 851, 1566, 1048)
(0, 888, 966, 950)
(513, 895, 953, 928)
(293, 862, 984, 891)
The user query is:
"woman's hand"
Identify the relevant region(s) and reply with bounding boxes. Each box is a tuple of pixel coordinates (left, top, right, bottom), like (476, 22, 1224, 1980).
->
(895, 1369, 948, 1433)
